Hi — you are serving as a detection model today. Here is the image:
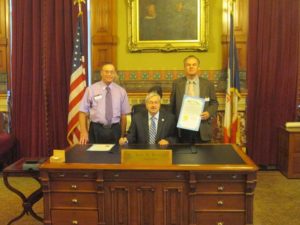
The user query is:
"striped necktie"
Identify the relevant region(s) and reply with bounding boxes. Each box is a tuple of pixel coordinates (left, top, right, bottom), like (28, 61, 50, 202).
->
(149, 116, 156, 144)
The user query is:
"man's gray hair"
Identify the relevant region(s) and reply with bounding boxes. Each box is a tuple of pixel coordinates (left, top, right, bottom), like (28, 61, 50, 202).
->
(145, 91, 161, 103)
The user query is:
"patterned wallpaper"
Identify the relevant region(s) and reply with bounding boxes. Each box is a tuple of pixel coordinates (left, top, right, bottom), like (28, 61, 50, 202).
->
(93, 70, 247, 94)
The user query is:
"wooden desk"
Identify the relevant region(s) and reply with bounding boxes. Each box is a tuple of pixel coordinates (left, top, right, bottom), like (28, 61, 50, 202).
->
(278, 127, 300, 178)
(2, 158, 44, 224)
(40, 144, 258, 225)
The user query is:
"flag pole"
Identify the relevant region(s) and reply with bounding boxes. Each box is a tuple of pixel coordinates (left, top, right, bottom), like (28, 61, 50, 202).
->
(73, 0, 86, 74)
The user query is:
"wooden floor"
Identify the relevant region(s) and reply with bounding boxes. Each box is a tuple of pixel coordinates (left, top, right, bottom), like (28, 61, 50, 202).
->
(0, 171, 299, 225)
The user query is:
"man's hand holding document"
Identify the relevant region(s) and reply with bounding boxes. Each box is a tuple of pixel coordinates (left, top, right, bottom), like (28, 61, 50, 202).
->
(177, 95, 205, 131)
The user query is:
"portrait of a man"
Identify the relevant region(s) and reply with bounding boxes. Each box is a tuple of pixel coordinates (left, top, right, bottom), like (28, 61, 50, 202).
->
(139, 0, 198, 41)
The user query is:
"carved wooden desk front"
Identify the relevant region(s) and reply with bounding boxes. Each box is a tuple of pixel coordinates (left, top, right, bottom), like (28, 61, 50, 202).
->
(40, 144, 258, 225)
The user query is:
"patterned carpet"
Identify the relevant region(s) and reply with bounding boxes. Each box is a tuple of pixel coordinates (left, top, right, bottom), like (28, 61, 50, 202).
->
(0, 171, 299, 225)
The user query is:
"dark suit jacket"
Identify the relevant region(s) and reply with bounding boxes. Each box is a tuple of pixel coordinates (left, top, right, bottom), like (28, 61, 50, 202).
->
(126, 110, 177, 144)
(170, 76, 218, 141)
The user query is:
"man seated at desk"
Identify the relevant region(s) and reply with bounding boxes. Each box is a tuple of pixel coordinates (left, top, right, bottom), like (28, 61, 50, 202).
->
(119, 92, 177, 146)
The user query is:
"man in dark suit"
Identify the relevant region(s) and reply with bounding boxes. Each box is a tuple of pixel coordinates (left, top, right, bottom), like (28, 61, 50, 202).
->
(170, 55, 218, 143)
(119, 92, 177, 146)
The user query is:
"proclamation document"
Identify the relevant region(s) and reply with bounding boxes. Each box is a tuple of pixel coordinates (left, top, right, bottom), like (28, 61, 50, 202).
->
(177, 95, 205, 131)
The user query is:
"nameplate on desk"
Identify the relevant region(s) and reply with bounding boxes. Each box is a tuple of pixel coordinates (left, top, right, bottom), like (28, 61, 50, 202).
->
(121, 149, 172, 166)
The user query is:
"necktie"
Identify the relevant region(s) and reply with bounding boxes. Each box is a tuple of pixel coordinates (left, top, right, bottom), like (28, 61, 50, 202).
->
(187, 81, 195, 96)
(105, 86, 113, 124)
(149, 116, 156, 144)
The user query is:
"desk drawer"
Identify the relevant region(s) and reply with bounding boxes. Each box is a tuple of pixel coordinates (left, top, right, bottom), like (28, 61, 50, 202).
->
(195, 182, 245, 193)
(51, 193, 97, 208)
(195, 212, 245, 225)
(51, 209, 98, 225)
(104, 170, 186, 181)
(193, 195, 245, 210)
(195, 173, 245, 181)
(49, 171, 97, 180)
(50, 181, 97, 192)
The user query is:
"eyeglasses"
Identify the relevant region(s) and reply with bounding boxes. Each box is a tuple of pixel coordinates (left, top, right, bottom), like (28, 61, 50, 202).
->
(102, 70, 115, 74)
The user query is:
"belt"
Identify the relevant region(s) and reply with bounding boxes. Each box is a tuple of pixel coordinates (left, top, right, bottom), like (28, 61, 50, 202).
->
(92, 122, 119, 129)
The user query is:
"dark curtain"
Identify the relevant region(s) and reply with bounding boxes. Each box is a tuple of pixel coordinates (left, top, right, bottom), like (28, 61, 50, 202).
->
(247, 0, 300, 165)
(11, 0, 87, 157)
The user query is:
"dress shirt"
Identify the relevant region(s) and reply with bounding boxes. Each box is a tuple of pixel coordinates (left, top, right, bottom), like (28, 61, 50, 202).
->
(185, 76, 200, 97)
(79, 81, 131, 124)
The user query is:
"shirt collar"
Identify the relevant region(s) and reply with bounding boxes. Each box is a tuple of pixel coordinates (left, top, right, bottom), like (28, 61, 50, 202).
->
(187, 76, 199, 84)
(148, 112, 159, 120)
(100, 81, 114, 90)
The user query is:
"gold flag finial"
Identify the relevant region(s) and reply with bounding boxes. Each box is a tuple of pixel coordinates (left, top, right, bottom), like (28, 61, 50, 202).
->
(74, 0, 86, 16)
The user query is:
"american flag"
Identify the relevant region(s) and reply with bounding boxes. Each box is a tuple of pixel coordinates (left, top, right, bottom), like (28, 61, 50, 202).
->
(67, 15, 86, 145)
(223, 5, 241, 144)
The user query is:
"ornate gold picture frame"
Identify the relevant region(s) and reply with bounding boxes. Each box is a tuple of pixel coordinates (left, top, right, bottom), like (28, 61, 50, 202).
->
(128, 0, 209, 52)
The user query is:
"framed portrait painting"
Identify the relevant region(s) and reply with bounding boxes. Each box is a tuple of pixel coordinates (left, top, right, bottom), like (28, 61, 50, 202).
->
(128, 0, 209, 52)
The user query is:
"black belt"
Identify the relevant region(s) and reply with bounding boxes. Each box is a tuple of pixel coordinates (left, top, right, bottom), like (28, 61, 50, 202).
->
(92, 122, 119, 129)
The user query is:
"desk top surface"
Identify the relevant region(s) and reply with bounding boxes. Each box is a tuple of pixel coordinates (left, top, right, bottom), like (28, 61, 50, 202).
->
(66, 144, 242, 164)
(40, 144, 257, 172)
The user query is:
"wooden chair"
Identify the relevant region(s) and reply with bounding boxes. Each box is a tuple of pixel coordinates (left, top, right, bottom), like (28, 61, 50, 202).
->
(0, 113, 18, 169)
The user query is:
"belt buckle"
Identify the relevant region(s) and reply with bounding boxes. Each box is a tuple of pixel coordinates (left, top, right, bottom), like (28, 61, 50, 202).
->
(103, 124, 112, 129)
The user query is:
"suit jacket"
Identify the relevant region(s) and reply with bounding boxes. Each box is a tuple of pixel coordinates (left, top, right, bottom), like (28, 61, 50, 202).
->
(126, 110, 177, 144)
(170, 76, 218, 141)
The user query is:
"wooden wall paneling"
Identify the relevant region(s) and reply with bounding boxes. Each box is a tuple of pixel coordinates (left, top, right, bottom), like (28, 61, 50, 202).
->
(91, 0, 117, 75)
(0, 46, 7, 72)
(0, 0, 9, 121)
(0, 0, 8, 73)
(92, 45, 114, 71)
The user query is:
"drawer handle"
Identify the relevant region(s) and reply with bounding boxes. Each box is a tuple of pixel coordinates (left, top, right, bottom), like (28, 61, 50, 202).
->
(71, 184, 77, 189)
(59, 173, 65, 177)
(114, 173, 119, 177)
(83, 174, 89, 178)
(232, 174, 237, 179)
(217, 222, 224, 225)
(72, 199, 78, 204)
(72, 220, 78, 224)
(206, 175, 212, 179)
(176, 174, 181, 178)
(217, 200, 224, 206)
(217, 186, 224, 191)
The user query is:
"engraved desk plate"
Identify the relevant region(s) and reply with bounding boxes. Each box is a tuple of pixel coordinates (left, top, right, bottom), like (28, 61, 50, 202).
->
(121, 149, 172, 166)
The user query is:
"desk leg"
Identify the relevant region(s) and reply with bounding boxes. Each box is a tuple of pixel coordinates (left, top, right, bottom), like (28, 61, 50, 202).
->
(3, 175, 43, 224)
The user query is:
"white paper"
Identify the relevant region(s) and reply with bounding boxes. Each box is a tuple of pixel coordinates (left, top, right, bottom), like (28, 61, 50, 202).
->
(87, 144, 115, 151)
(177, 95, 205, 131)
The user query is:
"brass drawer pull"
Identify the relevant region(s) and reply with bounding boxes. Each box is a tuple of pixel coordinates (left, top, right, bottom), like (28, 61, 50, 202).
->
(217, 186, 224, 191)
(71, 184, 77, 189)
(232, 174, 237, 179)
(217, 222, 224, 225)
(217, 200, 224, 206)
(114, 173, 120, 177)
(72, 198, 78, 204)
(72, 220, 78, 224)
(59, 173, 65, 177)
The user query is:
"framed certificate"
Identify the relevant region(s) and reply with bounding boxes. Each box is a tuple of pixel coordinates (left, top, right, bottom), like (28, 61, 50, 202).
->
(177, 95, 205, 131)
